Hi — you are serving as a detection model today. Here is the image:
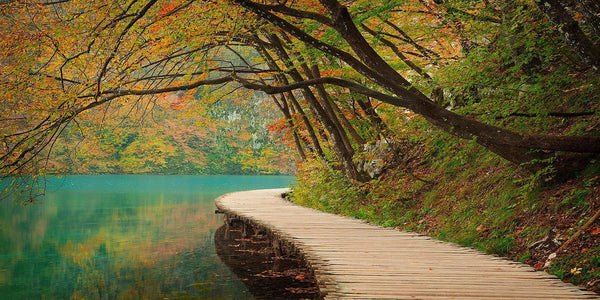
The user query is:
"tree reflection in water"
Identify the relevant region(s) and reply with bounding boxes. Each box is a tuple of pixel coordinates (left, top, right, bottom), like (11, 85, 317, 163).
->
(214, 219, 321, 299)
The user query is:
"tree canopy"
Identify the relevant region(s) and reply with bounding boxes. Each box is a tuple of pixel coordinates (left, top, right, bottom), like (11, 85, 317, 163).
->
(2, 0, 600, 201)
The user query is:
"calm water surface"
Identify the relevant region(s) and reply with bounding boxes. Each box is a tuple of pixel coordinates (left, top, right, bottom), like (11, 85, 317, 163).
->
(0, 175, 294, 299)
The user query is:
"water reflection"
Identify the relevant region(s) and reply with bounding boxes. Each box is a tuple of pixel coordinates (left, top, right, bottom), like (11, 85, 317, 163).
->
(214, 220, 320, 299)
(0, 175, 293, 299)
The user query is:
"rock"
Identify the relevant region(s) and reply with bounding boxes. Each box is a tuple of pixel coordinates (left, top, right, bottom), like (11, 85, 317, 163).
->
(528, 229, 559, 250)
(552, 233, 566, 246)
(543, 252, 557, 269)
(357, 139, 396, 179)
(358, 158, 384, 178)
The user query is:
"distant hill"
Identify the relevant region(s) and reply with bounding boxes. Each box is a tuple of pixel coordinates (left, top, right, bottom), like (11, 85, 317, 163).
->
(47, 91, 297, 175)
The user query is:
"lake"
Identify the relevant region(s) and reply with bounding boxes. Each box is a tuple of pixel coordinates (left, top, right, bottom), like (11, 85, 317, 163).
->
(0, 175, 294, 299)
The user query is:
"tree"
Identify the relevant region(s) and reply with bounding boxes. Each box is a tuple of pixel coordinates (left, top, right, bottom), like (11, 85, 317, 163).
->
(233, 0, 600, 161)
(535, 0, 600, 70)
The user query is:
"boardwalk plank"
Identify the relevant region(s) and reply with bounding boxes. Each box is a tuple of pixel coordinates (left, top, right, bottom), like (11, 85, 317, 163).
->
(215, 189, 599, 299)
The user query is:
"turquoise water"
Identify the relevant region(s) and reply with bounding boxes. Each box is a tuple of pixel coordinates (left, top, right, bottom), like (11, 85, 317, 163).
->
(0, 175, 294, 299)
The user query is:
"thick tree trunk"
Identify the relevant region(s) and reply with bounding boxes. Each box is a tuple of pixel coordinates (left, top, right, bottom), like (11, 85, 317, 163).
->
(317, 0, 600, 162)
(536, 0, 600, 70)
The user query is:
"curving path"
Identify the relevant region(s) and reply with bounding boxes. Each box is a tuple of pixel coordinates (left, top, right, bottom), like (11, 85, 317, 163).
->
(215, 188, 599, 299)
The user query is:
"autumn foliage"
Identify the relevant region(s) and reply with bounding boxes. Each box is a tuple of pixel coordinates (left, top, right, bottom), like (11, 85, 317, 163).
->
(1, 0, 600, 292)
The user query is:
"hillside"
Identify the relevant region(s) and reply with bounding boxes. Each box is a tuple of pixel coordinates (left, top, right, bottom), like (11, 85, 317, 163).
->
(47, 91, 297, 176)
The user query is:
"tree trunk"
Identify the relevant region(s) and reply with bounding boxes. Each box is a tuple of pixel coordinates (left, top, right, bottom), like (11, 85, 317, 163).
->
(536, 0, 600, 70)
(267, 34, 365, 181)
(306, 64, 366, 146)
(286, 91, 327, 159)
(273, 94, 307, 160)
(354, 93, 391, 138)
(254, 40, 327, 160)
(298, 63, 355, 155)
(316, 0, 600, 161)
(279, 32, 361, 153)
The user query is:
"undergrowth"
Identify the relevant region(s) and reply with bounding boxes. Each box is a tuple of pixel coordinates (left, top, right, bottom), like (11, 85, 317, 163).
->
(291, 127, 600, 293)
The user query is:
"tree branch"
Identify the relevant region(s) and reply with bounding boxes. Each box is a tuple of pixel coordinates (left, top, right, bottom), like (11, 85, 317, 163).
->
(233, 75, 408, 108)
(254, 3, 332, 25)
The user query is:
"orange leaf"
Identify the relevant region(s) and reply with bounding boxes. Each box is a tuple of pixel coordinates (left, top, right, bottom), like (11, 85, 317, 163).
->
(160, 3, 177, 15)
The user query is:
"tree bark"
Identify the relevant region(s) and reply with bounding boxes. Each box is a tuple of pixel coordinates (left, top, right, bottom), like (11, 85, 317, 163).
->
(536, 0, 600, 70)
(285, 91, 327, 159)
(354, 93, 391, 138)
(278, 32, 361, 152)
(306, 64, 366, 145)
(253, 40, 327, 160)
(298, 62, 355, 155)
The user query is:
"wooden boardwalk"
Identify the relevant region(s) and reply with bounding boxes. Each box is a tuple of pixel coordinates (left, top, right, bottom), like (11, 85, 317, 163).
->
(215, 189, 599, 299)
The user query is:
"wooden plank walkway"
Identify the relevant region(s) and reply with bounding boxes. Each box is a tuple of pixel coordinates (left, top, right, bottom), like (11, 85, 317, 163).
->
(215, 188, 600, 299)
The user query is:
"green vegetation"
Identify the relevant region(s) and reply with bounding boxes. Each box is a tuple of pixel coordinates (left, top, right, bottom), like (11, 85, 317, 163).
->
(48, 91, 296, 176)
(548, 248, 600, 288)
